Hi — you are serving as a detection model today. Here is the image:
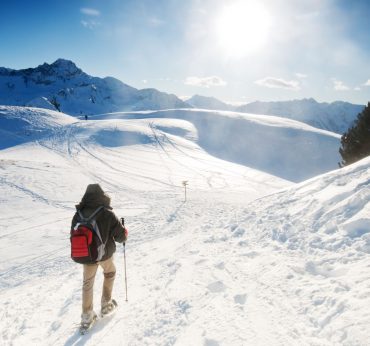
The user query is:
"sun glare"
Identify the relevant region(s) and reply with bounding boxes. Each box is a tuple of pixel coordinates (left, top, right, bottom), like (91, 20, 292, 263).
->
(213, 1, 271, 58)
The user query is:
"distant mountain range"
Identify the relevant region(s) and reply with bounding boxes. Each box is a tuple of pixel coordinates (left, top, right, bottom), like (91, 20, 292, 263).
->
(0, 59, 189, 115)
(235, 98, 364, 134)
(186, 94, 234, 111)
(0, 59, 365, 133)
(186, 95, 365, 134)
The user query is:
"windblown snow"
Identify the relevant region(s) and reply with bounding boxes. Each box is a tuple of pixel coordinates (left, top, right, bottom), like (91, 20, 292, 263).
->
(1, 106, 370, 346)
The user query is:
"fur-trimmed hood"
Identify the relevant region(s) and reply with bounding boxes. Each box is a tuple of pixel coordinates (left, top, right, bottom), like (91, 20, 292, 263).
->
(76, 184, 112, 210)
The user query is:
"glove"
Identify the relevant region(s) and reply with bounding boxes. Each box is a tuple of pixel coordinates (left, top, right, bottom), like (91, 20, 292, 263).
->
(124, 227, 128, 240)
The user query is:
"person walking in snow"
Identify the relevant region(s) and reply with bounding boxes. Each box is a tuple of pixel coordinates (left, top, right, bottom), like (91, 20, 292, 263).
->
(71, 184, 127, 329)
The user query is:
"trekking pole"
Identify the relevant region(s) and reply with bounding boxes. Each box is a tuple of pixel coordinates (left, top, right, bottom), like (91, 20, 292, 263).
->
(123, 242, 128, 302)
(121, 218, 128, 302)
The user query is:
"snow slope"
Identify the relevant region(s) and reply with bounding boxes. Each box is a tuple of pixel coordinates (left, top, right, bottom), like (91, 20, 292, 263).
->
(92, 108, 341, 182)
(1, 106, 370, 345)
(0, 105, 76, 149)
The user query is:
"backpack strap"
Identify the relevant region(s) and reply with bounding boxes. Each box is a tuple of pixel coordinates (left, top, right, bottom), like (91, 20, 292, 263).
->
(77, 206, 104, 222)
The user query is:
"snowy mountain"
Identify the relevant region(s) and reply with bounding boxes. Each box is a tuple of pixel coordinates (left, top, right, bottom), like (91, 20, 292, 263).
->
(0, 59, 190, 115)
(185, 94, 233, 111)
(236, 98, 364, 134)
(183, 96, 363, 134)
(1, 105, 370, 345)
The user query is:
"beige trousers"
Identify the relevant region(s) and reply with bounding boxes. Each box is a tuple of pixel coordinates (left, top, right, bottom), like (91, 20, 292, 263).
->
(82, 257, 116, 314)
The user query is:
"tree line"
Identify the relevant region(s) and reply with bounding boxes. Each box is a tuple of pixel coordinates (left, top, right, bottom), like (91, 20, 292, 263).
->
(339, 102, 370, 167)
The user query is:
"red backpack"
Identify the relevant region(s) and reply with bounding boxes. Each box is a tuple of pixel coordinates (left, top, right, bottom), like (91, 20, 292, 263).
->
(70, 206, 106, 264)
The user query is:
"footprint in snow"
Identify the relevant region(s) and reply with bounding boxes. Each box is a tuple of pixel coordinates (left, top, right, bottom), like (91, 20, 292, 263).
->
(207, 281, 226, 293)
(175, 300, 191, 313)
(234, 294, 247, 305)
(214, 261, 225, 269)
(204, 338, 220, 346)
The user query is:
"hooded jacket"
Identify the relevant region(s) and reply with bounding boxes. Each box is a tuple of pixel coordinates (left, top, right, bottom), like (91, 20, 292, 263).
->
(71, 184, 126, 262)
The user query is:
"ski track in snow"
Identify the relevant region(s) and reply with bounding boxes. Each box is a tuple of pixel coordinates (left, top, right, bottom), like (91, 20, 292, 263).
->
(1, 106, 370, 345)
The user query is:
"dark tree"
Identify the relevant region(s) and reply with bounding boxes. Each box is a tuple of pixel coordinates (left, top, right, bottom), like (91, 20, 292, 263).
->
(339, 102, 370, 166)
(50, 96, 61, 112)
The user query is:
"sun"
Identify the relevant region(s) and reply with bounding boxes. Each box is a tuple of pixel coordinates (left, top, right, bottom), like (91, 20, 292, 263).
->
(213, 1, 271, 58)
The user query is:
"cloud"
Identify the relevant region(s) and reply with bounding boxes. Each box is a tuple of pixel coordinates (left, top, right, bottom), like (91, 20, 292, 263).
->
(81, 20, 100, 29)
(332, 78, 349, 91)
(142, 79, 148, 84)
(80, 8, 100, 16)
(363, 79, 370, 86)
(255, 77, 300, 90)
(295, 73, 307, 79)
(185, 76, 227, 88)
(354, 87, 361, 91)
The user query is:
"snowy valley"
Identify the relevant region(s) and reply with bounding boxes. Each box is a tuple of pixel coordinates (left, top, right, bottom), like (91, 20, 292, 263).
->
(1, 102, 370, 345)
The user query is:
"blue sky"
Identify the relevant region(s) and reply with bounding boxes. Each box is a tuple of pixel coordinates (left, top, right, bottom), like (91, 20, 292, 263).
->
(1, 0, 369, 105)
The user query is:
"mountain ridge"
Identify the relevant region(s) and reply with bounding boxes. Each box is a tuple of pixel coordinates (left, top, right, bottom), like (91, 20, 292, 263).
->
(187, 94, 364, 134)
(0, 59, 190, 115)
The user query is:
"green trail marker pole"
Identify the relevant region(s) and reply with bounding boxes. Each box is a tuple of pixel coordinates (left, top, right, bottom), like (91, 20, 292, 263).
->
(182, 180, 188, 202)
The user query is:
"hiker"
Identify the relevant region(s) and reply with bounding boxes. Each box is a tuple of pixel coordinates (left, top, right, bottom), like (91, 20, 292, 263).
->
(85, 115, 88, 120)
(71, 184, 128, 329)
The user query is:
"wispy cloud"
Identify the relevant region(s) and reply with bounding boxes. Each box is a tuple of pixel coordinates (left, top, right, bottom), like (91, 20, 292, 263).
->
(81, 20, 100, 29)
(255, 77, 300, 90)
(332, 78, 349, 91)
(185, 76, 227, 88)
(80, 8, 100, 17)
(363, 79, 370, 86)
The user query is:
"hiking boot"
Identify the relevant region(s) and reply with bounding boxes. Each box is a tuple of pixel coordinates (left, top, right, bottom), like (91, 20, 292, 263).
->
(80, 311, 97, 332)
(101, 299, 117, 316)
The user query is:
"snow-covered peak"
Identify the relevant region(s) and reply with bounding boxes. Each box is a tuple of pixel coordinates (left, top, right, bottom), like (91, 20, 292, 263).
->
(103, 76, 134, 91)
(186, 94, 232, 111)
(36, 58, 83, 77)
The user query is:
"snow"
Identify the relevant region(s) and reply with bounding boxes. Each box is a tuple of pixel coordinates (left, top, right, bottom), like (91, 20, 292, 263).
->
(1, 106, 370, 345)
(92, 108, 342, 182)
(25, 97, 56, 111)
